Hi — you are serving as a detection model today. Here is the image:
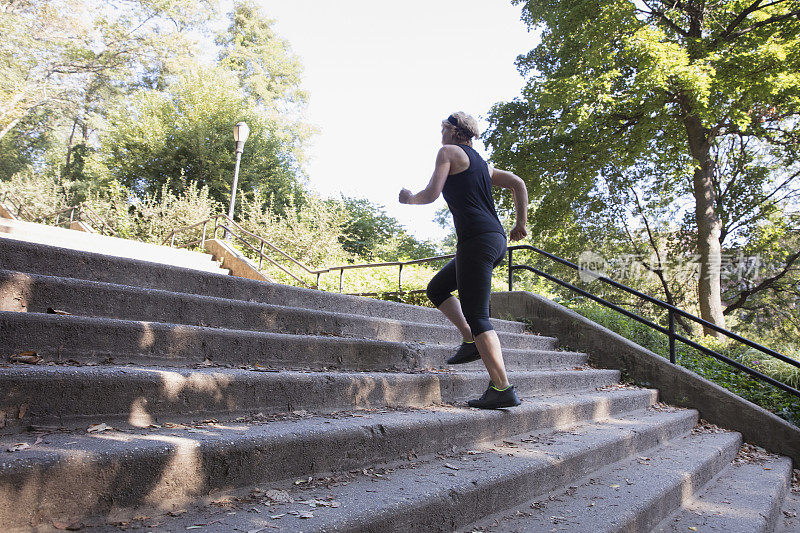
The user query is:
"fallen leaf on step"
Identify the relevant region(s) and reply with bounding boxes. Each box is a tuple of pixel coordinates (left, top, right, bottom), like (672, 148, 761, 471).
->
(168, 509, 187, 517)
(47, 308, 72, 315)
(87, 423, 112, 433)
(18, 403, 27, 419)
(444, 463, 460, 471)
(610, 484, 620, 489)
(7, 442, 30, 452)
(10, 351, 42, 364)
(298, 512, 314, 519)
(264, 489, 292, 503)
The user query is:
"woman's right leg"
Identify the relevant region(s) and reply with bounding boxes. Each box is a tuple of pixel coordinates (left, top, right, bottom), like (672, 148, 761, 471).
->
(427, 259, 472, 341)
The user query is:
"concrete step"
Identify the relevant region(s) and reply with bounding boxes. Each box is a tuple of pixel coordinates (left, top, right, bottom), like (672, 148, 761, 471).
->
(0, 392, 680, 531)
(777, 487, 800, 533)
(0, 220, 229, 274)
(654, 448, 792, 533)
(0, 365, 619, 432)
(472, 428, 743, 532)
(0, 217, 219, 263)
(0, 237, 527, 333)
(86, 408, 699, 533)
(0, 268, 547, 344)
(0, 311, 562, 371)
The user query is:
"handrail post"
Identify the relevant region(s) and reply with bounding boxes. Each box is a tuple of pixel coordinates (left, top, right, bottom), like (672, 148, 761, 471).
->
(258, 241, 264, 269)
(170, 233, 175, 247)
(668, 308, 676, 364)
(201, 221, 207, 247)
(508, 247, 514, 291)
(398, 264, 403, 293)
(316, 272, 321, 289)
(339, 268, 344, 293)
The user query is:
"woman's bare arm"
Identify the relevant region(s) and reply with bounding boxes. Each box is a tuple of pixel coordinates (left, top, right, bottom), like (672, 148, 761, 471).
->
(399, 147, 453, 205)
(489, 165, 528, 241)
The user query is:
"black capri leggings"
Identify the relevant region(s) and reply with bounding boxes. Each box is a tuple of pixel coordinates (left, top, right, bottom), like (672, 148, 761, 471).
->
(426, 231, 507, 337)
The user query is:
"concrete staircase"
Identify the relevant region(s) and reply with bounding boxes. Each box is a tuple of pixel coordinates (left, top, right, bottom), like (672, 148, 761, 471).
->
(0, 218, 229, 275)
(0, 236, 797, 532)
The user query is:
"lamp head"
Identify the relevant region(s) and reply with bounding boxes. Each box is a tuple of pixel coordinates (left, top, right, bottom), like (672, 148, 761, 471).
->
(233, 122, 250, 143)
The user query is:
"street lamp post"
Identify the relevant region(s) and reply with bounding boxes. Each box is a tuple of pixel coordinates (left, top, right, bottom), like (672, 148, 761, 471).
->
(226, 121, 250, 239)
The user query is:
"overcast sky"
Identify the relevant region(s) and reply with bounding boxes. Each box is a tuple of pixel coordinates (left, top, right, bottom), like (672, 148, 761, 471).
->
(255, 0, 538, 241)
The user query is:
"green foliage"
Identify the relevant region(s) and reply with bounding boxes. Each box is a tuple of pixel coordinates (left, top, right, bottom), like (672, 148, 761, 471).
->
(0, 171, 222, 244)
(215, 0, 312, 167)
(724, 209, 800, 348)
(331, 196, 439, 261)
(235, 192, 351, 285)
(487, 0, 800, 329)
(568, 299, 800, 426)
(216, 1, 307, 110)
(0, 0, 215, 143)
(98, 66, 302, 208)
(0, 109, 56, 180)
(0, 170, 71, 216)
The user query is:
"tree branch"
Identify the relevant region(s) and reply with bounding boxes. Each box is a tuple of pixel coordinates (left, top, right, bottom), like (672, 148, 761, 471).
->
(712, 0, 765, 44)
(627, 186, 694, 332)
(724, 248, 800, 315)
(639, 0, 691, 36)
(718, 10, 800, 45)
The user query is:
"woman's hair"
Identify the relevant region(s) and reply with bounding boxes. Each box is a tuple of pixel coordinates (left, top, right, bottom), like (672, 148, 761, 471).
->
(442, 111, 479, 143)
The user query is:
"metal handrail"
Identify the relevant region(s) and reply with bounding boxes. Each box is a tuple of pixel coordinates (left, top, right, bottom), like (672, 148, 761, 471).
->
(164, 213, 455, 292)
(0, 191, 36, 221)
(507, 244, 800, 399)
(36, 204, 117, 236)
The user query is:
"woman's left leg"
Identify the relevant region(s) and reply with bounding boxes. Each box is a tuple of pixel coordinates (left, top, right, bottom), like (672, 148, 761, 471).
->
(457, 232, 512, 389)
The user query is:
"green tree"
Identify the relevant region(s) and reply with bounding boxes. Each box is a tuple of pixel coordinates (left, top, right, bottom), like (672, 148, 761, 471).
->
(722, 209, 800, 347)
(486, 0, 800, 334)
(332, 196, 438, 260)
(98, 66, 302, 209)
(217, 1, 306, 109)
(0, 0, 214, 140)
(216, 1, 311, 165)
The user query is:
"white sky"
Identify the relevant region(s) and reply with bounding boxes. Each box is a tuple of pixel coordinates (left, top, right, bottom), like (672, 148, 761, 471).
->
(256, 0, 538, 242)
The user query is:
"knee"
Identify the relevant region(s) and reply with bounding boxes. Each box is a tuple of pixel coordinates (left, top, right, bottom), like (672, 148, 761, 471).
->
(464, 313, 493, 337)
(426, 279, 449, 308)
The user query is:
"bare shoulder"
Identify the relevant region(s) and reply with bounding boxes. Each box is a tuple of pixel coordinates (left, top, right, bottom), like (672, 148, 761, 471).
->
(439, 144, 467, 157)
(439, 144, 470, 172)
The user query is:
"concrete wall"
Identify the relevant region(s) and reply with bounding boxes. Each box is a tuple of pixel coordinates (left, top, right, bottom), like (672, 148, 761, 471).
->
(204, 238, 273, 282)
(0, 203, 16, 220)
(69, 220, 96, 233)
(490, 290, 800, 466)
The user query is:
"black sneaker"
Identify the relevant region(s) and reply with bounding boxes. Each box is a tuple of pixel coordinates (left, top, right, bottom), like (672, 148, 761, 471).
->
(447, 342, 481, 364)
(467, 383, 521, 409)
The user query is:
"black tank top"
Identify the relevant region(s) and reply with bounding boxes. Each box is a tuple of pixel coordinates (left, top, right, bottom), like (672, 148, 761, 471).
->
(441, 144, 505, 241)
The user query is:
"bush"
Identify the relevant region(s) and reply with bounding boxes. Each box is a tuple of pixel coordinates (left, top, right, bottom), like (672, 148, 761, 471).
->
(567, 299, 800, 426)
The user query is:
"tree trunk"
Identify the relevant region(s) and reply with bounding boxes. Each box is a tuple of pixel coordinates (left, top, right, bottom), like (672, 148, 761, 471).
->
(64, 118, 79, 174)
(684, 110, 727, 336)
